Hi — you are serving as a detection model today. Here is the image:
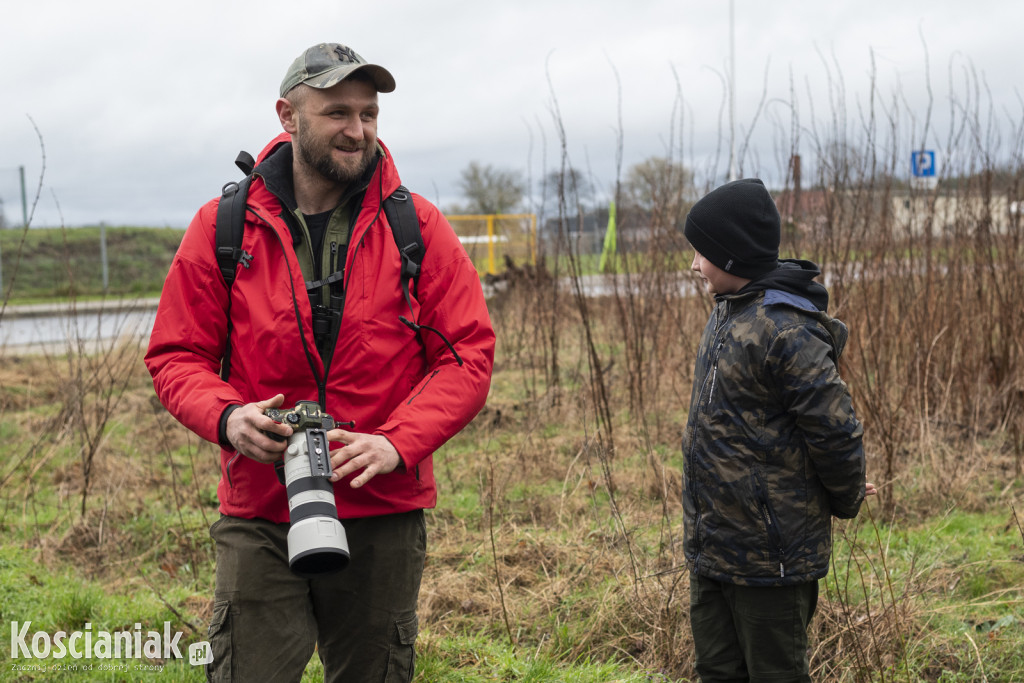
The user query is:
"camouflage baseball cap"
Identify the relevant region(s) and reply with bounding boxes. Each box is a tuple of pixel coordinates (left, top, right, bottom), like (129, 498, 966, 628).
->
(280, 43, 396, 97)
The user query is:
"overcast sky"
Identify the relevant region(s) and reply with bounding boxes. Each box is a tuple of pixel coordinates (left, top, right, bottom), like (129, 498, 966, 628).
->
(1, 0, 1021, 228)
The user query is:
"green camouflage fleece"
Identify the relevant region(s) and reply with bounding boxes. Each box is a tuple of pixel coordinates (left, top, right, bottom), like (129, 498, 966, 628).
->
(682, 287, 865, 587)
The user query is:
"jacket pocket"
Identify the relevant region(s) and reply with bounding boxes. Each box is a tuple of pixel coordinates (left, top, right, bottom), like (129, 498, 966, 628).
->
(752, 472, 786, 577)
(225, 453, 241, 489)
(703, 340, 725, 408)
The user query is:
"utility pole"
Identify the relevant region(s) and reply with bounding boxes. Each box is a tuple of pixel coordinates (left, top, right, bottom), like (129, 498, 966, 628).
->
(728, 0, 737, 182)
(2, 166, 32, 297)
(100, 222, 109, 291)
(20, 166, 28, 228)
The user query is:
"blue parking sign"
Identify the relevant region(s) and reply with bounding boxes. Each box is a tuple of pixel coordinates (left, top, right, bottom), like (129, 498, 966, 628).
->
(912, 150, 936, 177)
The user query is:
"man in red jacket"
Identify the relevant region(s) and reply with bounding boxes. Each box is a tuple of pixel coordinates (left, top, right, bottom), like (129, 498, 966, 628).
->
(146, 43, 495, 682)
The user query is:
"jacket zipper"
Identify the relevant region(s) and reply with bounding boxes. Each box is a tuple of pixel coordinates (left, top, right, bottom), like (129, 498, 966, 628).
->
(705, 301, 729, 408)
(686, 303, 729, 566)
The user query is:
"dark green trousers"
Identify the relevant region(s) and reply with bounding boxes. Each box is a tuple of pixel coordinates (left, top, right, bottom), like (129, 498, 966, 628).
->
(689, 575, 818, 683)
(206, 511, 426, 683)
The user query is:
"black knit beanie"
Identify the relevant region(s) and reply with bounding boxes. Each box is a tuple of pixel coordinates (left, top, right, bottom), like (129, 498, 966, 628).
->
(684, 178, 780, 279)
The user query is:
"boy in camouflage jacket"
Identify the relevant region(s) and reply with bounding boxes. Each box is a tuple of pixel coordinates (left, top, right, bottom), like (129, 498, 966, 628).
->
(681, 178, 876, 682)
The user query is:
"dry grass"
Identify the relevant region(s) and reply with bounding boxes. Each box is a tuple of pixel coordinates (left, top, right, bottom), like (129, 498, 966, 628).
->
(2, 229, 1023, 679)
(2, 46, 1022, 680)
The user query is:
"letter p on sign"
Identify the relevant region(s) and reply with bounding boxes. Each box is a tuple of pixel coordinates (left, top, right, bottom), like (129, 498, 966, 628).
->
(912, 151, 936, 177)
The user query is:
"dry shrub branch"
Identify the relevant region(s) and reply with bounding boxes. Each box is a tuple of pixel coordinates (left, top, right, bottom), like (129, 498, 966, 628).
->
(1, 54, 1022, 682)
(458, 52, 1024, 679)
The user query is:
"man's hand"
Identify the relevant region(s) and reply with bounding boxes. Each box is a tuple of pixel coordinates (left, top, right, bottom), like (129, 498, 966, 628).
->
(865, 482, 878, 496)
(326, 430, 401, 488)
(226, 393, 293, 464)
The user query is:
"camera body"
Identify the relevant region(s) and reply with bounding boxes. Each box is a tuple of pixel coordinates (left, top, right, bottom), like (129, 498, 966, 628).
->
(265, 400, 349, 576)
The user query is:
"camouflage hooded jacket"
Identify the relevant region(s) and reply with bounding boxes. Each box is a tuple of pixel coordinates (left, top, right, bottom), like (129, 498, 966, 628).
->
(682, 260, 866, 587)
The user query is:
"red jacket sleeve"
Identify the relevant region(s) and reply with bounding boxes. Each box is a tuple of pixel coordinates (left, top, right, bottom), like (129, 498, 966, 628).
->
(374, 196, 495, 468)
(145, 200, 245, 444)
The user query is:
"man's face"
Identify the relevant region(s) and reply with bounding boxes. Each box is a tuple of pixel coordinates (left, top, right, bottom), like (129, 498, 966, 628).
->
(690, 250, 748, 296)
(289, 78, 379, 187)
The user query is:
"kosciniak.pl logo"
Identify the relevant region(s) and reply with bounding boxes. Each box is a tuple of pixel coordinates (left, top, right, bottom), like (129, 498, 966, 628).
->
(10, 621, 209, 664)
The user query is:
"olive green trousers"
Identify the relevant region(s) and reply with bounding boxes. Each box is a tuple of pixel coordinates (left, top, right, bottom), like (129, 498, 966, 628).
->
(690, 574, 818, 683)
(206, 510, 425, 683)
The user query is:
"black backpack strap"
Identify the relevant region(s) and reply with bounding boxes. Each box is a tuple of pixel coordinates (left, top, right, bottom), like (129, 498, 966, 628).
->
(215, 151, 257, 381)
(382, 185, 423, 316)
(384, 186, 463, 367)
(215, 175, 253, 286)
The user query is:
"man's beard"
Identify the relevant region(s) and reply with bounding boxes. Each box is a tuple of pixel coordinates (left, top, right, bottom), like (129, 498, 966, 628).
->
(296, 127, 375, 186)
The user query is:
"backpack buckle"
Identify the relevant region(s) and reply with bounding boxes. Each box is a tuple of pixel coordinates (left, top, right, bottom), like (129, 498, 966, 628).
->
(400, 243, 421, 278)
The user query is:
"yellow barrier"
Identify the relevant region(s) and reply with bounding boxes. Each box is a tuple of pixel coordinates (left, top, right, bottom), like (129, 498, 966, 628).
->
(445, 213, 537, 275)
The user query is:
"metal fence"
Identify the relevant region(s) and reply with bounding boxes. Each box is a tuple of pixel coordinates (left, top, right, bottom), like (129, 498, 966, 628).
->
(446, 213, 537, 275)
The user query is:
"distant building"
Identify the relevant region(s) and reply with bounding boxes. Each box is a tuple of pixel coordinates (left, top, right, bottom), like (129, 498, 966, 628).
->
(773, 185, 1018, 242)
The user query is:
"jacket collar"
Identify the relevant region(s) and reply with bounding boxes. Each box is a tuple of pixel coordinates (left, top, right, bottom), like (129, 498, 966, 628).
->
(254, 142, 299, 212)
(244, 133, 403, 249)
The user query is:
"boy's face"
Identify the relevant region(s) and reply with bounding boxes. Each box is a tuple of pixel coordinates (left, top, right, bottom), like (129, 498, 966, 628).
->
(690, 251, 750, 296)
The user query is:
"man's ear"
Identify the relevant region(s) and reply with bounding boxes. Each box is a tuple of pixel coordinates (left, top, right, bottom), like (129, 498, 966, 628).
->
(276, 97, 298, 134)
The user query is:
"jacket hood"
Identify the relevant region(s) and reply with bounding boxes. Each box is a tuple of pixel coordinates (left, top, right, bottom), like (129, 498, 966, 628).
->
(727, 258, 848, 356)
(741, 259, 829, 312)
(256, 131, 292, 164)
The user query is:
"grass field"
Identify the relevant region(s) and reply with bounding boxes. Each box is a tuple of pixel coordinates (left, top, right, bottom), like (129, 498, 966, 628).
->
(4, 46, 1024, 678)
(1, 218, 1023, 681)
(0, 227, 183, 304)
